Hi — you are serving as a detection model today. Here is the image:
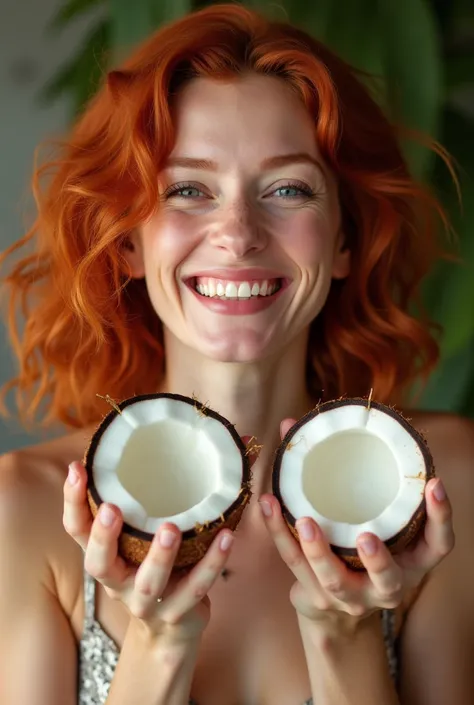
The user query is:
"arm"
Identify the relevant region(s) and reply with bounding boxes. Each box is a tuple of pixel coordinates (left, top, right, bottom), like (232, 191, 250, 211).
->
(0, 452, 205, 705)
(0, 454, 78, 705)
(63, 459, 236, 705)
(399, 417, 474, 705)
(106, 620, 200, 705)
(260, 416, 458, 705)
(298, 613, 399, 705)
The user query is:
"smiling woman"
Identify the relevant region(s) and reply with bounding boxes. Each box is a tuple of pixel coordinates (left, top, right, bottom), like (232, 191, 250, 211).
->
(0, 4, 473, 705)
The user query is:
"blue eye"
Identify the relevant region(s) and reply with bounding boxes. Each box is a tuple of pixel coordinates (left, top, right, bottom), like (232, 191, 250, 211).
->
(273, 183, 314, 198)
(164, 184, 205, 199)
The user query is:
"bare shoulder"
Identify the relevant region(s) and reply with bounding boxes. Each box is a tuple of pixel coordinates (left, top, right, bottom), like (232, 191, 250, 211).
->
(398, 411, 474, 703)
(0, 426, 94, 606)
(0, 429, 93, 705)
(0, 425, 93, 529)
(409, 409, 474, 492)
(409, 409, 474, 564)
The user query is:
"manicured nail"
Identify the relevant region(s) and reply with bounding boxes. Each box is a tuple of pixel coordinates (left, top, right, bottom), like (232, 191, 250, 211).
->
(159, 529, 176, 548)
(67, 464, 79, 485)
(359, 535, 377, 556)
(297, 519, 315, 542)
(433, 479, 446, 502)
(220, 533, 234, 551)
(99, 505, 115, 527)
(259, 500, 273, 518)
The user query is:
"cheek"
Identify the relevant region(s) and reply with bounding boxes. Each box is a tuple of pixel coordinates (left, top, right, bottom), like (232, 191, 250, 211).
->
(276, 210, 333, 264)
(143, 212, 200, 271)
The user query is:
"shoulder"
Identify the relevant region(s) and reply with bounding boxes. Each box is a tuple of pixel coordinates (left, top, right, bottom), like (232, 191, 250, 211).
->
(0, 426, 93, 532)
(397, 411, 474, 699)
(409, 410, 474, 495)
(409, 410, 474, 569)
(0, 427, 94, 603)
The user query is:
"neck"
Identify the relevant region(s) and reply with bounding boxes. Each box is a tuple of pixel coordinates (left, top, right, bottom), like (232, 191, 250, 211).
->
(159, 330, 315, 495)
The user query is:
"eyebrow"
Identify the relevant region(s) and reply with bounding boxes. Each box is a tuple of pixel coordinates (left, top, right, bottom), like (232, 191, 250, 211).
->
(165, 152, 325, 174)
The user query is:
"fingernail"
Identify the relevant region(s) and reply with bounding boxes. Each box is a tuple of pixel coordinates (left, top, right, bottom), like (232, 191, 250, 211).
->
(220, 533, 234, 551)
(433, 479, 446, 502)
(67, 464, 79, 485)
(259, 500, 272, 518)
(159, 529, 176, 548)
(99, 505, 115, 527)
(359, 535, 377, 556)
(297, 519, 315, 542)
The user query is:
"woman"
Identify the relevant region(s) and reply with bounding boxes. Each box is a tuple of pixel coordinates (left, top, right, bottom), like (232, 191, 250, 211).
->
(0, 4, 472, 705)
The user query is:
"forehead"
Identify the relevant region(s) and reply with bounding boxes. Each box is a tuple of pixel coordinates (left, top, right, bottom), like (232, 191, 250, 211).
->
(168, 74, 320, 166)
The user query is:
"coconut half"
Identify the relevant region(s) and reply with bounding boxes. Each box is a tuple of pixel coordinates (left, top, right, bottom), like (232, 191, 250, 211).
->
(84, 393, 252, 569)
(273, 398, 434, 569)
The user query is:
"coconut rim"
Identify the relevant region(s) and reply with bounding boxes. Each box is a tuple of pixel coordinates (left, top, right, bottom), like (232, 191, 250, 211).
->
(85, 392, 252, 543)
(272, 397, 435, 559)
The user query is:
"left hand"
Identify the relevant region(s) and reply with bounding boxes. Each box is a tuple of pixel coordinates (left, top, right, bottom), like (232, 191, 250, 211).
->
(259, 418, 455, 629)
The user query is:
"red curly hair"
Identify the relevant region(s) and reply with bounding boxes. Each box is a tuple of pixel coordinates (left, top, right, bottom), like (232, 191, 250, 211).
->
(0, 3, 451, 431)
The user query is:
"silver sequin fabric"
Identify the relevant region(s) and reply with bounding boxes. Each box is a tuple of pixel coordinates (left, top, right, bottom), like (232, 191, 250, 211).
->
(78, 570, 398, 704)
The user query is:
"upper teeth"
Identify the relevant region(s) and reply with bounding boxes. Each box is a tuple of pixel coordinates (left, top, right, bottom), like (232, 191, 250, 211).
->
(194, 278, 279, 299)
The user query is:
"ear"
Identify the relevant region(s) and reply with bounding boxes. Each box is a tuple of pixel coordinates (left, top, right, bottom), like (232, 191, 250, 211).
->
(331, 229, 351, 280)
(121, 231, 145, 279)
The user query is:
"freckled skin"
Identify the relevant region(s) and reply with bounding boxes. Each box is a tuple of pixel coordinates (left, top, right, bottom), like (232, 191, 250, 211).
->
(126, 74, 350, 363)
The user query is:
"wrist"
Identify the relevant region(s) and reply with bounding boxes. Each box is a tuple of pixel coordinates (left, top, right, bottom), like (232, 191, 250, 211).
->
(128, 616, 202, 654)
(298, 609, 379, 644)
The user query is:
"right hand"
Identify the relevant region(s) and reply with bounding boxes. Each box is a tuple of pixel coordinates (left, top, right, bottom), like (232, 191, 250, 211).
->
(63, 460, 234, 643)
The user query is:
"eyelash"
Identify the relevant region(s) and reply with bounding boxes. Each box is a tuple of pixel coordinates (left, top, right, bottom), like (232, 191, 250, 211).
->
(163, 181, 315, 200)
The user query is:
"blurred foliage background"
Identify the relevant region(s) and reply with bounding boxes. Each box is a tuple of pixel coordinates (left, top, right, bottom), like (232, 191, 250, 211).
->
(39, 0, 474, 416)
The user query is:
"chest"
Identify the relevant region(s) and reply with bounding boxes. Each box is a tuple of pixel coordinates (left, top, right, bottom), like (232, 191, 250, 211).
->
(191, 523, 312, 705)
(89, 515, 312, 705)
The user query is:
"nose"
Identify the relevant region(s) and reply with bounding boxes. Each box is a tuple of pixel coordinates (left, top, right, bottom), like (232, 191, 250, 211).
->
(208, 202, 266, 258)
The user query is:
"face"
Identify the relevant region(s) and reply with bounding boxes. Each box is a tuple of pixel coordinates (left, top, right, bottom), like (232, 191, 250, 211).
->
(128, 73, 350, 362)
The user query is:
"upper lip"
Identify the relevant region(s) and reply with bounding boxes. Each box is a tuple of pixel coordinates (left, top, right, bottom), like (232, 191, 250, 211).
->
(184, 268, 288, 282)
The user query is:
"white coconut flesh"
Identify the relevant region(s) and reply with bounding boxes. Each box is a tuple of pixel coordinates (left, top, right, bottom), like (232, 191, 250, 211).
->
(278, 403, 427, 548)
(91, 397, 245, 534)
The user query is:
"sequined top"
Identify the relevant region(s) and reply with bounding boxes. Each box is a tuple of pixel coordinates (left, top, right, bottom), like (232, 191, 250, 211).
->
(78, 569, 399, 704)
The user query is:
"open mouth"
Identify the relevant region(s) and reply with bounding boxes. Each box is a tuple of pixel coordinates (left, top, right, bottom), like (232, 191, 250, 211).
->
(188, 276, 284, 300)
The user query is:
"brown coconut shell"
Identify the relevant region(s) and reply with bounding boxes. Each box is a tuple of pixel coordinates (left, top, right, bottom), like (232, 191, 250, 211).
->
(272, 397, 435, 570)
(84, 393, 252, 569)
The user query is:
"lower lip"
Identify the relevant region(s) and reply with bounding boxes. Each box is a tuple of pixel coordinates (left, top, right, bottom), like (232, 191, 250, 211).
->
(187, 283, 287, 315)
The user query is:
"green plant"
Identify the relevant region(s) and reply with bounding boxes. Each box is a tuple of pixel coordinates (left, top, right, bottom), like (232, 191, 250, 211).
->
(39, 0, 474, 416)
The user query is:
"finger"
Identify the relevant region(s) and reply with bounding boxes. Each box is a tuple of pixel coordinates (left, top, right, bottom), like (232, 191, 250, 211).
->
(63, 461, 93, 551)
(84, 503, 130, 590)
(399, 478, 455, 573)
(160, 530, 234, 623)
(356, 533, 404, 609)
(280, 418, 297, 440)
(259, 495, 318, 594)
(130, 524, 181, 619)
(297, 517, 362, 605)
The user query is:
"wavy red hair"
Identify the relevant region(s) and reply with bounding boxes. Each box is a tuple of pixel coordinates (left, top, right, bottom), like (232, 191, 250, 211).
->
(0, 3, 452, 431)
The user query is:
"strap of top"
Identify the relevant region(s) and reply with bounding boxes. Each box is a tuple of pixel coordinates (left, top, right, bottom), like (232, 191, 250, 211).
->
(83, 568, 97, 625)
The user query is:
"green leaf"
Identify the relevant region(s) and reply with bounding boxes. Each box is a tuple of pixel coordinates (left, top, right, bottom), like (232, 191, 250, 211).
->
(243, 0, 334, 38)
(39, 19, 109, 115)
(445, 53, 474, 91)
(322, 0, 384, 78)
(150, 0, 193, 25)
(420, 338, 474, 412)
(424, 107, 474, 358)
(48, 0, 106, 34)
(110, 0, 154, 62)
(379, 0, 443, 180)
(110, 0, 192, 63)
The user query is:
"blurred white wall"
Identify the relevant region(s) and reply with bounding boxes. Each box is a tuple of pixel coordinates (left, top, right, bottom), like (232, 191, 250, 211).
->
(0, 0, 101, 452)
